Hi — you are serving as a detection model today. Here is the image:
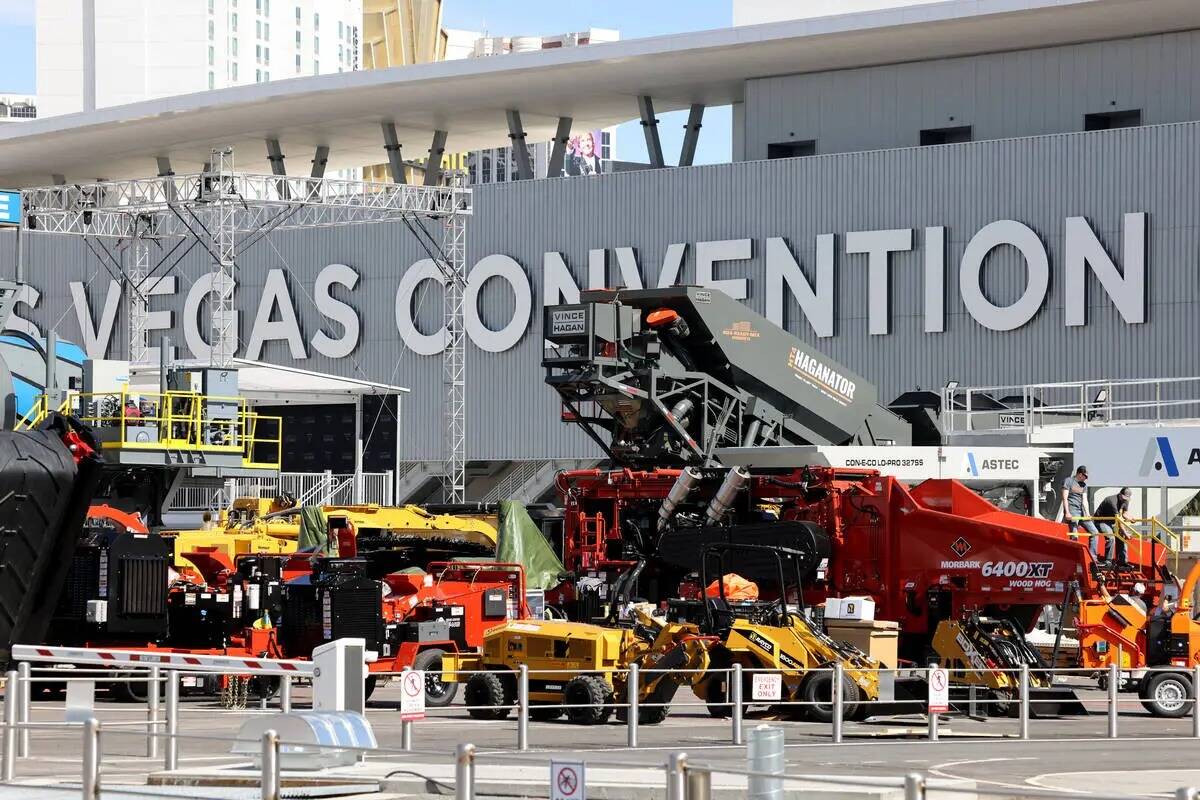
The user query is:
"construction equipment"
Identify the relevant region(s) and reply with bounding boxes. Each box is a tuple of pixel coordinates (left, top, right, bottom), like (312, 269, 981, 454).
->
(541, 288, 1137, 709)
(1077, 560, 1200, 717)
(443, 607, 714, 725)
(689, 544, 890, 722)
(931, 616, 1086, 716)
(544, 287, 910, 467)
(165, 497, 498, 576)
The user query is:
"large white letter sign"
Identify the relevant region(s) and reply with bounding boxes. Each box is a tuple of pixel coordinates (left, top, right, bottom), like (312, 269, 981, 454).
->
(959, 220, 1049, 331)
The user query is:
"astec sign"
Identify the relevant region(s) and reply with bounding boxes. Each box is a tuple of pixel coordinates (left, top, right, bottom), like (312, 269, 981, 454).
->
(1075, 427, 1200, 487)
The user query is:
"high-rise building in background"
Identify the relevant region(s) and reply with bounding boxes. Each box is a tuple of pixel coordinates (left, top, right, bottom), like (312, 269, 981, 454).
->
(0, 94, 37, 122)
(36, 0, 363, 118)
(34, 0, 617, 182)
(733, 0, 945, 25)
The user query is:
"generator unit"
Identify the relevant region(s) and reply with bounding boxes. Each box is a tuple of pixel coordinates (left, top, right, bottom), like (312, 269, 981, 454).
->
(52, 526, 170, 641)
(166, 555, 287, 649)
(280, 558, 382, 657)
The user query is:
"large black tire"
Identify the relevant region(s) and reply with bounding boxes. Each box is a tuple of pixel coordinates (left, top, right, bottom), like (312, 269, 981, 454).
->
(365, 676, 378, 701)
(0, 420, 103, 665)
(1140, 672, 1193, 718)
(563, 675, 613, 725)
(110, 676, 148, 704)
(616, 703, 671, 725)
(530, 705, 565, 721)
(465, 672, 513, 720)
(249, 676, 278, 702)
(800, 670, 863, 723)
(413, 649, 458, 708)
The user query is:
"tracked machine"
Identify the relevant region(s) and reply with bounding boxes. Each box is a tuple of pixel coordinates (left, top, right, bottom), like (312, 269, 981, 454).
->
(541, 287, 1118, 712)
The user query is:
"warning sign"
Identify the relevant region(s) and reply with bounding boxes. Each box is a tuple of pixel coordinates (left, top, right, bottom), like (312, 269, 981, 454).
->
(927, 666, 949, 714)
(551, 760, 586, 800)
(400, 670, 426, 721)
(752, 673, 783, 702)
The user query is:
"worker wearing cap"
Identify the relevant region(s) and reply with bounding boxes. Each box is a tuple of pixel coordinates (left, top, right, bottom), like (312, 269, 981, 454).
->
(1062, 465, 1102, 560)
(1094, 487, 1133, 565)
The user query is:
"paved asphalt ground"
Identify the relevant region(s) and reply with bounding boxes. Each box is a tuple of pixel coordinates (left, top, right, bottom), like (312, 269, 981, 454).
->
(2, 679, 1200, 797)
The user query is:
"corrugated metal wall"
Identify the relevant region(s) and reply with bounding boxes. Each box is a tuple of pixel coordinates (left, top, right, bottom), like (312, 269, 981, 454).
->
(4, 120, 1200, 461)
(744, 29, 1200, 159)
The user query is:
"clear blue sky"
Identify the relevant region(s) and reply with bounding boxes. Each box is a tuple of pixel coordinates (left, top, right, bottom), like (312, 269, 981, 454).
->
(0, 0, 732, 164)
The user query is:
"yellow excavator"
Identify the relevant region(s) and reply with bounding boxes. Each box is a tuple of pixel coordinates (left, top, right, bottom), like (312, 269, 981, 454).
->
(163, 496, 498, 574)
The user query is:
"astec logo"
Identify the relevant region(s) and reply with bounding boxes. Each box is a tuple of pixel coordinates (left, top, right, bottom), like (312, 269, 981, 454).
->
(1140, 436, 1181, 477)
(964, 452, 980, 477)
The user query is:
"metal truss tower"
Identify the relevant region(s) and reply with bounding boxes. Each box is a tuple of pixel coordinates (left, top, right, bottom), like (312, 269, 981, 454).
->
(126, 236, 150, 364)
(21, 150, 473, 499)
(441, 172, 468, 503)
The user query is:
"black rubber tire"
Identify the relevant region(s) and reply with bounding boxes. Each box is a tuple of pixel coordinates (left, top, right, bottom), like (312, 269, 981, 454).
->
(1140, 672, 1193, 718)
(800, 670, 863, 723)
(530, 705, 565, 721)
(703, 675, 731, 718)
(563, 675, 613, 725)
(465, 672, 513, 720)
(110, 675, 149, 703)
(638, 705, 670, 725)
(249, 676, 278, 702)
(413, 649, 458, 708)
(365, 676, 378, 702)
(0, 422, 103, 665)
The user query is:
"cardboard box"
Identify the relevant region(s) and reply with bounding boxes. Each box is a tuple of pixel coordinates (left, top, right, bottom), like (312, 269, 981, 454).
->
(823, 596, 876, 621)
(827, 619, 900, 668)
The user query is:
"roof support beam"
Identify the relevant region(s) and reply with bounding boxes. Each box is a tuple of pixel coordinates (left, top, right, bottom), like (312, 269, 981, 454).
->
(265, 139, 291, 199)
(381, 122, 407, 184)
(423, 129, 448, 186)
(310, 145, 330, 179)
(678, 103, 705, 167)
(638, 95, 665, 169)
(265, 139, 287, 175)
(546, 116, 573, 178)
(156, 157, 176, 202)
(505, 110, 534, 180)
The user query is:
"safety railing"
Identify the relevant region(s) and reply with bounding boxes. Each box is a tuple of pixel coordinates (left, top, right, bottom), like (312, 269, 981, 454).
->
(1075, 515, 1182, 569)
(940, 376, 1200, 440)
(2, 662, 1200, 800)
(5, 660, 1200, 800)
(15, 388, 282, 470)
(168, 470, 396, 511)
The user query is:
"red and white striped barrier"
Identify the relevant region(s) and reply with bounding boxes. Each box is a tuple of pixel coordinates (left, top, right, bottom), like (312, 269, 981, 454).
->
(12, 645, 314, 677)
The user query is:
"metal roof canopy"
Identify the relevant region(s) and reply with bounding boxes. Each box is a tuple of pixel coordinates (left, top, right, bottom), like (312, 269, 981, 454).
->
(130, 359, 411, 406)
(3, 0, 1200, 184)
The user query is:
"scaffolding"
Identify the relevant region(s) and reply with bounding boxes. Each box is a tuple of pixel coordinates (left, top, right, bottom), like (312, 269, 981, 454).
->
(20, 148, 473, 501)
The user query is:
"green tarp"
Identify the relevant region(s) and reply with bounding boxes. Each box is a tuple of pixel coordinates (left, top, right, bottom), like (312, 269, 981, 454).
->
(297, 506, 332, 555)
(496, 500, 565, 590)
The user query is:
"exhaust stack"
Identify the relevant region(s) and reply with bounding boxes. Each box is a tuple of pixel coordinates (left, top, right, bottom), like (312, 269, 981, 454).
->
(657, 466, 701, 531)
(704, 466, 749, 526)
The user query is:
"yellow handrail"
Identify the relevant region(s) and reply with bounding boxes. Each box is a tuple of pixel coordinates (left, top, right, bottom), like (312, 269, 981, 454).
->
(1077, 515, 1180, 571)
(15, 389, 281, 470)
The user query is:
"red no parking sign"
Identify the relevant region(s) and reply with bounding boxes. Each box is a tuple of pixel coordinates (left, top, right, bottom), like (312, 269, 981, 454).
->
(928, 666, 949, 714)
(551, 760, 586, 800)
(400, 670, 426, 721)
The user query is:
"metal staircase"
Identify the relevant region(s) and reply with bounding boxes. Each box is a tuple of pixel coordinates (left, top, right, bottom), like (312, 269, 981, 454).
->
(481, 459, 599, 505)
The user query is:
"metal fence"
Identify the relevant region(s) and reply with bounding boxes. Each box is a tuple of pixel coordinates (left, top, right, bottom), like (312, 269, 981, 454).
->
(4, 660, 1200, 800)
(168, 470, 396, 511)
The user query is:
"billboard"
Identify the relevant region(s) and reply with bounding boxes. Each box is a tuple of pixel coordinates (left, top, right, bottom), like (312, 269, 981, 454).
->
(1075, 427, 1200, 486)
(563, 130, 604, 176)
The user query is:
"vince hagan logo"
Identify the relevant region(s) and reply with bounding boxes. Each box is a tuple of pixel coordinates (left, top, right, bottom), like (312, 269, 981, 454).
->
(787, 348, 857, 406)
